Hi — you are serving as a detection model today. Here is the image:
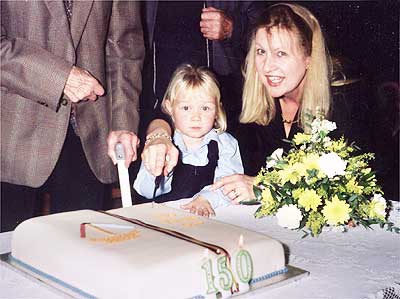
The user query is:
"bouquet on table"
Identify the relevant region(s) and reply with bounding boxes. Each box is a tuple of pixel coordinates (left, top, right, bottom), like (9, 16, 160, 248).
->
(253, 114, 399, 237)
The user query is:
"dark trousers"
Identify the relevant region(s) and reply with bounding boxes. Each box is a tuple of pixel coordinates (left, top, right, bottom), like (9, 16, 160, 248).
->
(1, 125, 106, 232)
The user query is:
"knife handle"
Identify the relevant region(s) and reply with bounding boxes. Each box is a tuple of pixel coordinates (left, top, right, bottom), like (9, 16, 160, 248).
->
(115, 143, 125, 160)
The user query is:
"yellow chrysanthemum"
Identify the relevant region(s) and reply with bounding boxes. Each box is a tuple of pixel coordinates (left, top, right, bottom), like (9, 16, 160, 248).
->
(345, 177, 363, 195)
(302, 153, 320, 171)
(279, 166, 301, 185)
(298, 189, 322, 212)
(258, 188, 278, 215)
(293, 162, 308, 178)
(293, 133, 312, 145)
(368, 194, 387, 220)
(322, 196, 351, 225)
(292, 188, 304, 200)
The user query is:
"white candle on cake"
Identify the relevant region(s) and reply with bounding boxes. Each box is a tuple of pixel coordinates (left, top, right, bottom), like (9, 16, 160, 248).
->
(215, 254, 233, 299)
(201, 249, 218, 299)
(234, 235, 252, 294)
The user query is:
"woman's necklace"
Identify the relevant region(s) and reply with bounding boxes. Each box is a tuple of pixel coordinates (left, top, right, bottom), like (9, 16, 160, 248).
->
(279, 97, 299, 125)
(281, 115, 298, 124)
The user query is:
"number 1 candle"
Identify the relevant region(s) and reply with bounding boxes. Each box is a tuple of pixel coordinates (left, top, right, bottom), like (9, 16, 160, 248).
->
(201, 249, 218, 299)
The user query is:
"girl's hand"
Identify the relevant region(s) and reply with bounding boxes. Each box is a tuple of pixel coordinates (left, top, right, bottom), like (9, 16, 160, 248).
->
(210, 174, 256, 204)
(181, 196, 215, 218)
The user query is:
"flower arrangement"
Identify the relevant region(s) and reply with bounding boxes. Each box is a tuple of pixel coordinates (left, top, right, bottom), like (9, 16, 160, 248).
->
(253, 114, 399, 237)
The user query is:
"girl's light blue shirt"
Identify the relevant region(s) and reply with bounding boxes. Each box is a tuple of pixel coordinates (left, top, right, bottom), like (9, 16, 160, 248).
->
(133, 129, 244, 209)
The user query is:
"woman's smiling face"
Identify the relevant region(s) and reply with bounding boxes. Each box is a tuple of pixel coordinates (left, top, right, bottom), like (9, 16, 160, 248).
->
(255, 27, 310, 100)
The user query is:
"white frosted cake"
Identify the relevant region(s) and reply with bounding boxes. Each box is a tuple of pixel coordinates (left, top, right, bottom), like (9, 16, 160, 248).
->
(10, 203, 287, 299)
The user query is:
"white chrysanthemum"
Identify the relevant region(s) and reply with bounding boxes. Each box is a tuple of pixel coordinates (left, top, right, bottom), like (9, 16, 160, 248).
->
(311, 119, 321, 134)
(266, 148, 283, 169)
(275, 204, 303, 229)
(371, 194, 387, 218)
(311, 119, 337, 135)
(321, 120, 337, 132)
(318, 152, 347, 178)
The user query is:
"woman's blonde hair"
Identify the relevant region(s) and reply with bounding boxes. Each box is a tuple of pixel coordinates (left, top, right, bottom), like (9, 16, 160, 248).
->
(240, 3, 332, 131)
(162, 64, 227, 133)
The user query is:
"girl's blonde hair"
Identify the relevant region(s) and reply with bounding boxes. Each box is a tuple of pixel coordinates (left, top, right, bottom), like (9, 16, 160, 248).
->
(240, 3, 332, 131)
(162, 64, 227, 133)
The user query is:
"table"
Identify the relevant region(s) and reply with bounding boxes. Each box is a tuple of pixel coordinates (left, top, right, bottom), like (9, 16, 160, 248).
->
(1, 200, 399, 299)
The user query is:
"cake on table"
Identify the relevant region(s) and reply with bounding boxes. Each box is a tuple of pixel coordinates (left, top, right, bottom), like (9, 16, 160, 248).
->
(10, 203, 287, 299)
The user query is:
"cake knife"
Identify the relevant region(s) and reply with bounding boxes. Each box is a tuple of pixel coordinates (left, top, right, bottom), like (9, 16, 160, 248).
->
(115, 143, 133, 207)
(152, 175, 163, 201)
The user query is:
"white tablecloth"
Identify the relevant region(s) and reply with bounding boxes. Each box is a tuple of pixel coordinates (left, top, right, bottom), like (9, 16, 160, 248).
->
(1, 200, 399, 299)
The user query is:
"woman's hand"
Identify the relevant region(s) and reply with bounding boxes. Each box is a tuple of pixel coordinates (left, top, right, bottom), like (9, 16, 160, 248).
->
(181, 196, 215, 218)
(142, 136, 179, 176)
(211, 174, 256, 204)
(142, 119, 179, 176)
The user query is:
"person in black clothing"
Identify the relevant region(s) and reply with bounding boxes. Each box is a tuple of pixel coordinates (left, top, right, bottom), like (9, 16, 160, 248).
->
(210, 3, 355, 202)
(371, 82, 399, 201)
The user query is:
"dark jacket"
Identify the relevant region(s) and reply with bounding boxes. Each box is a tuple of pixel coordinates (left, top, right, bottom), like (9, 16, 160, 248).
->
(142, 1, 264, 76)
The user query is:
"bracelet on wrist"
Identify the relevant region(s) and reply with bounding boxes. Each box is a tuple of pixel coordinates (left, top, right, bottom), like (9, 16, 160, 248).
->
(145, 132, 172, 145)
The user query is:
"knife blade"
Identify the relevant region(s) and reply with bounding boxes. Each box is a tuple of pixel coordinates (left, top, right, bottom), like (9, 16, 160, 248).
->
(152, 175, 163, 201)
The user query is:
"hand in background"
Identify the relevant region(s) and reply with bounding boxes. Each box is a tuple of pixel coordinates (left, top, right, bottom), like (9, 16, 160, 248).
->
(63, 66, 104, 103)
(142, 136, 179, 176)
(200, 7, 233, 41)
(107, 130, 140, 168)
(181, 196, 215, 217)
(211, 174, 256, 204)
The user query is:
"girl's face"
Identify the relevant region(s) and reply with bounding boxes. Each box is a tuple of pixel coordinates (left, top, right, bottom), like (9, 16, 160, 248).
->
(255, 27, 310, 101)
(166, 88, 217, 149)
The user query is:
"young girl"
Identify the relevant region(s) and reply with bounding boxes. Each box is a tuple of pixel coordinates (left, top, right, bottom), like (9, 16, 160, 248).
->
(134, 64, 243, 217)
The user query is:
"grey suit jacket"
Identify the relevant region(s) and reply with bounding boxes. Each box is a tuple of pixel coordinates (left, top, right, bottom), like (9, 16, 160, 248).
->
(1, 1, 145, 187)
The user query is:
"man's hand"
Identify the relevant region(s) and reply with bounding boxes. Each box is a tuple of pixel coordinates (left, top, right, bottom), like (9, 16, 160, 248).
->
(63, 66, 105, 103)
(200, 7, 233, 41)
(107, 130, 140, 168)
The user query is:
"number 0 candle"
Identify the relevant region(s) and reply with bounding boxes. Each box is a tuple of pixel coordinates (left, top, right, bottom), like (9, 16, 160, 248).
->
(235, 235, 253, 293)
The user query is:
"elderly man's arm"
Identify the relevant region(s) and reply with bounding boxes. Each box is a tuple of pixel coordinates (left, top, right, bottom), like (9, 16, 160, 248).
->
(105, 1, 145, 167)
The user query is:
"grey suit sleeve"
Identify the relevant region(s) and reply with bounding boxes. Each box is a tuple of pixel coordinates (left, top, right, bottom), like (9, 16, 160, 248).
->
(0, 25, 73, 111)
(106, 1, 145, 134)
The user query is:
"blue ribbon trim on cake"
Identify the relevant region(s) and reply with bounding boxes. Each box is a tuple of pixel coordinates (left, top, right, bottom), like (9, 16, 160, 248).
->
(8, 254, 97, 299)
(9, 253, 288, 299)
(250, 267, 289, 284)
(190, 267, 289, 299)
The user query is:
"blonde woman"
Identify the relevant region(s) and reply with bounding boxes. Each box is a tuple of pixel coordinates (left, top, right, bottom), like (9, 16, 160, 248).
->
(134, 64, 243, 216)
(211, 3, 333, 202)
